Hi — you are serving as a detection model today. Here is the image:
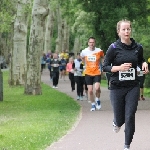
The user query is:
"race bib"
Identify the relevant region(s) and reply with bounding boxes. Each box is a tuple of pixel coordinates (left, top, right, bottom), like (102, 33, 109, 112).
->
(53, 64, 58, 67)
(87, 55, 96, 62)
(119, 68, 135, 81)
(138, 71, 143, 76)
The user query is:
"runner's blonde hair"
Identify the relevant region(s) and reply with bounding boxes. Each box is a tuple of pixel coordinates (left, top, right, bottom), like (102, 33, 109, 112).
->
(117, 19, 132, 31)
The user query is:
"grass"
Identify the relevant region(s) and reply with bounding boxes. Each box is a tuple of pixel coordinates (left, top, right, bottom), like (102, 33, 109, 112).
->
(0, 71, 80, 150)
(144, 88, 150, 98)
(100, 79, 108, 88)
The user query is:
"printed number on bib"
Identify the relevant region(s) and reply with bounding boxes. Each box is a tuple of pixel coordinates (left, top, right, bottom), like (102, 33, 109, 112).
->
(87, 55, 96, 62)
(119, 68, 135, 81)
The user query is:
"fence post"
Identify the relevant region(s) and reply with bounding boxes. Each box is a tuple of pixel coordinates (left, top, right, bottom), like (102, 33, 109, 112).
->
(0, 67, 3, 101)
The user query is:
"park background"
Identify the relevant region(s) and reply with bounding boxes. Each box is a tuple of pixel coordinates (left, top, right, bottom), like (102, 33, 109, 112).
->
(0, 0, 150, 149)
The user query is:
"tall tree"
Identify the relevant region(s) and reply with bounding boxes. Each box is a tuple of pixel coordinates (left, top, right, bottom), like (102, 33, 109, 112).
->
(9, 0, 30, 85)
(24, 0, 49, 95)
(44, 4, 55, 53)
(62, 19, 69, 51)
(55, 2, 62, 52)
(71, 10, 95, 51)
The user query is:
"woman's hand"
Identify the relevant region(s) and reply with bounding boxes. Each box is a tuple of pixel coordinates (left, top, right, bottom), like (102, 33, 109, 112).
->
(142, 62, 149, 74)
(120, 63, 132, 71)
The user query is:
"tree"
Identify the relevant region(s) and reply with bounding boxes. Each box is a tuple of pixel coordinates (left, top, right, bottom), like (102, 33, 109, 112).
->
(76, 0, 149, 51)
(9, 0, 30, 85)
(44, 4, 55, 53)
(55, 2, 63, 52)
(0, 0, 16, 64)
(24, 0, 49, 95)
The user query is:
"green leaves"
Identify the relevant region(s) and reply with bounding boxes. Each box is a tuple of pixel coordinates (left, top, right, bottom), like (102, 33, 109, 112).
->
(75, 0, 149, 50)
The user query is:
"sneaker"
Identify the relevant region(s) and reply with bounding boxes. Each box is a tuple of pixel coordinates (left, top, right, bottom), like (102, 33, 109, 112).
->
(124, 145, 130, 150)
(84, 94, 88, 100)
(77, 96, 80, 100)
(52, 86, 55, 88)
(80, 96, 83, 101)
(96, 100, 101, 110)
(113, 122, 121, 133)
(90, 105, 96, 111)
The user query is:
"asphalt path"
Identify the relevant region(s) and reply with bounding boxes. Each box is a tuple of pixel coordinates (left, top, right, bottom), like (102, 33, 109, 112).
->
(41, 70, 150, 150)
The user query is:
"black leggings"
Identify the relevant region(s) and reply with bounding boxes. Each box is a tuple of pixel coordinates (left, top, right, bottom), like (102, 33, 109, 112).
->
(52, 71, 59, 86)
(82, 76, 88, 91)
(74, 76, 84, 96)
(49, 69, 53, 79)
(110, 85, 140, 146)
(69, 72, 75, 91)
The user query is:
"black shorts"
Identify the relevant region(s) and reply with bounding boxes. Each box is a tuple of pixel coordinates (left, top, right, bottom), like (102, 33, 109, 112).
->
(85, 75, 101, 85)
(82, 76, 88, 90)
(60, 66, 66, 71)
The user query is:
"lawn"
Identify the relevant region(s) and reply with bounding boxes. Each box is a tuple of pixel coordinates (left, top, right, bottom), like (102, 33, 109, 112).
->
(144, 88, 150, 98)
(0, 71, 80, 150)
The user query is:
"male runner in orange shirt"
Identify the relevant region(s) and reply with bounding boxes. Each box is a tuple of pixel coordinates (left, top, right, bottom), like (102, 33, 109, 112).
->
(80, 37, 104, 111)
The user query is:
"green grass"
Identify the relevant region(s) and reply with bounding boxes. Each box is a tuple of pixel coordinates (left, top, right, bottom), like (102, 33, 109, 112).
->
(100, 79, 108, 88)
(144, 88, 150, 98)
(0, 71, 80, 150)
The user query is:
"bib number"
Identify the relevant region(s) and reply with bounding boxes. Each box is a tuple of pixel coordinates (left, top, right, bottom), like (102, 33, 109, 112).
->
(87, 55, 96, 62)
(53, 64, 58, 67)
(119, 68, 135, 81)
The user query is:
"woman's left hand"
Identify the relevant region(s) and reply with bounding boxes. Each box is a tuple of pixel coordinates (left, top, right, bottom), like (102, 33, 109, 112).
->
(142, 62, 149, 74)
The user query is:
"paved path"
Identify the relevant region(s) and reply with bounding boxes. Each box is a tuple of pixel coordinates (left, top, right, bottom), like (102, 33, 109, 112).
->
(41, 70, 150, 150)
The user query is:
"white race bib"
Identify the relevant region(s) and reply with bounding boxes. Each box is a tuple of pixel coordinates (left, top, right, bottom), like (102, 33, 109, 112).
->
(53, 64, 58, 67)
(87, 55, 96, 62)
(119, 68, 135, 81)
(138, 71, 143, 76)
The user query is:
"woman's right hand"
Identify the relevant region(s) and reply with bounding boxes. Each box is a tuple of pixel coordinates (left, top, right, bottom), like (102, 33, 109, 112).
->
(120, 63, 132, 71)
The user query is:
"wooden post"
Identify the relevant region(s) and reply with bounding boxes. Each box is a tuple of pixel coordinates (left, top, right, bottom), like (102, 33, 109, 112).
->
(0, 67, 3, 101)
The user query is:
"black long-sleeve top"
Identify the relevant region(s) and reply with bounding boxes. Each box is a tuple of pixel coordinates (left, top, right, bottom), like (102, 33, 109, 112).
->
(103, 38, 145, 89)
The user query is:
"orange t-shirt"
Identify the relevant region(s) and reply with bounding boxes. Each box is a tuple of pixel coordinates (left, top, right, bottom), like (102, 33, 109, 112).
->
(80, 47, 104, 76)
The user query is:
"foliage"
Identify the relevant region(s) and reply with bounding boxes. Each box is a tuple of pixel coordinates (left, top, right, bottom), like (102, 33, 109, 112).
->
(75, 0, 150, 51)
(0, 0, 16, 32)
(71, 10, 96, 48)
(145, 87, 150, 97)
(0, 71, 80, 149)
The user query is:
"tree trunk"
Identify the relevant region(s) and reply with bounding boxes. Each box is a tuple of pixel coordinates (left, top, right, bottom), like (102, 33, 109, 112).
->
(24, 0, 48, 95)
(9, 0, 30, 85)
(73, 36, 81, 54)
(66, 25, 70, 51)
(62, 19, 68, 51)
(0, 68, 3, 101)
(44, 5, 54, 53)
(55, 3, 62, 52)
